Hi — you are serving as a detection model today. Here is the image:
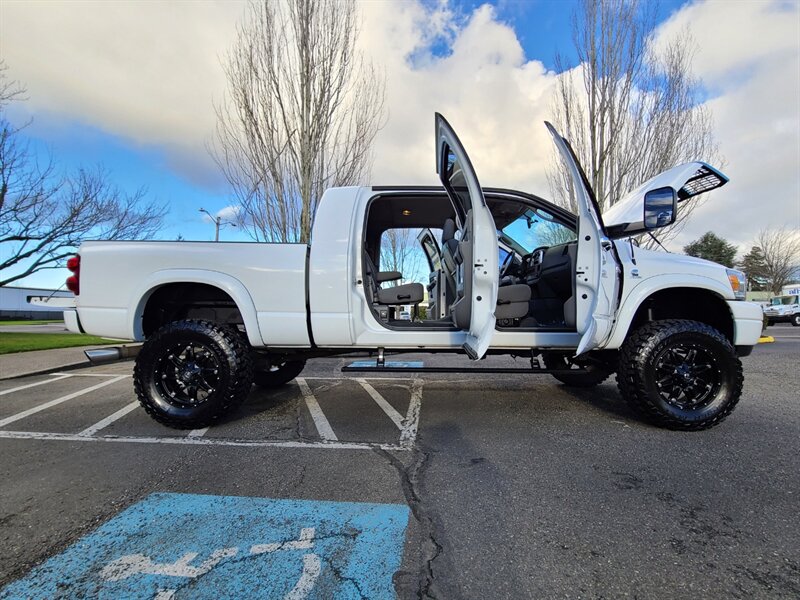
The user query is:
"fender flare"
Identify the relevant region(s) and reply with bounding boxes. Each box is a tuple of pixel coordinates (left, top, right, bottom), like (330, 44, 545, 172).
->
(128, 269, 264, 347)
(604, 274, 733, 349)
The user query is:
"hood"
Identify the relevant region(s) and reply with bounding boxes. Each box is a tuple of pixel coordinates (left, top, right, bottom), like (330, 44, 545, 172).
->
(604, 162, 729, 238)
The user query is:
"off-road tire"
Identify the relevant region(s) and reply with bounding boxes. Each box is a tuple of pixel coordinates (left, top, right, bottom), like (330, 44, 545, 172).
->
(253, 360, 306, 388)
(617, 319, 743, 431)
(134, 319, 253, 429)
(791, 314, 800, 327)
(542, 353, 612, 388)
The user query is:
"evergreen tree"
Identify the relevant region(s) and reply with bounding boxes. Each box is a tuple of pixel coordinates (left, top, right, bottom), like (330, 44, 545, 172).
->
(738, 246, 767, 291)
(683, 232, 738, 268)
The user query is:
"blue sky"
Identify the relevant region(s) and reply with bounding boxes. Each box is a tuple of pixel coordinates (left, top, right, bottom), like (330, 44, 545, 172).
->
(2, 0, 798, 289)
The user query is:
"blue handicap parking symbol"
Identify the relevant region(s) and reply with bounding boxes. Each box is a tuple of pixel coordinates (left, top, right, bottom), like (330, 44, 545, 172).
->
(1, 493, 410, 599)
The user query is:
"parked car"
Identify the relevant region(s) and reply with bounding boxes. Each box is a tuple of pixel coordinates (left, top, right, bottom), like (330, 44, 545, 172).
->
(62, 114, 762, 431)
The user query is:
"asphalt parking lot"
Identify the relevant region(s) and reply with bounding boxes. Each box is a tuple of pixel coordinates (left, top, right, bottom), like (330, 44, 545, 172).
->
(1, 325, 798, 598)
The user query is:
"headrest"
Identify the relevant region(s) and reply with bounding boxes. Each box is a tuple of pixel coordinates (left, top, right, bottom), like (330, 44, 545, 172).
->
(442, 219, 456, 243)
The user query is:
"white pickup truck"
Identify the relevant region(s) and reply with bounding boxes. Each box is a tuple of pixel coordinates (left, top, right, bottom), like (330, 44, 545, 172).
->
(62, 115, 762, 431)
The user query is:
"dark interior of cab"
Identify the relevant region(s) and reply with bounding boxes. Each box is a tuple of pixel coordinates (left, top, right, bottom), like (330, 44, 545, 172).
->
(363, 191, 579, 331)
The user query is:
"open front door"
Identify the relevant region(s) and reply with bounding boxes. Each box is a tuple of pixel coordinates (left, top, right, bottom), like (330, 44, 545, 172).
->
(545, 122, 620, 355)
(435, 113, 498, 359)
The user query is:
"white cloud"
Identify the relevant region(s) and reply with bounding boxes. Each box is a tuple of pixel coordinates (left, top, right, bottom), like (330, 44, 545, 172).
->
(1, 1, 558, 194)
(2, 0, 797, 258)
(653, 0, 800, 251)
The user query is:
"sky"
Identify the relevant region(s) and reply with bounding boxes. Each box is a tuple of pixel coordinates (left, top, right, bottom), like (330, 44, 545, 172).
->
(1, 0, 798, 289)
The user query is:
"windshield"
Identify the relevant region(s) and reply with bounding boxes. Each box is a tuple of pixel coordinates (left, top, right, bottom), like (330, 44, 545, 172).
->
(499, 208, 576, 254)
(771, 296, 798, 306)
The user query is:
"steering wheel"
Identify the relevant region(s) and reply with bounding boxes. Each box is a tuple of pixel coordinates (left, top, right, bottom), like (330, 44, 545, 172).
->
(500, 252, 515, 279)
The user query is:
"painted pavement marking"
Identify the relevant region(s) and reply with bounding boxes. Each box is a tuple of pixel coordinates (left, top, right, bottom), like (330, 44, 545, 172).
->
(0, 429, 407, 451)
(0, 493, 410, 600)
(0, 375, 423, 450)
(53, 372, 133, 377)
(355, 378, 405, 430)
(0, 373, 72, 397)
(346, 360, 425, 369)
(400, 379, 424, 448)
(79, 401, 140, 436)
(0, 375, 129, 428)
(296, 377, 338, 441)
(186, 427, 209, 438)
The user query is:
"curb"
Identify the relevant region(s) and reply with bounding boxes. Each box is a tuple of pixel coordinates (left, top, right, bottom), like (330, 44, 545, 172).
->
(758, 335, 775, 344)
(0, 345, 141, 381)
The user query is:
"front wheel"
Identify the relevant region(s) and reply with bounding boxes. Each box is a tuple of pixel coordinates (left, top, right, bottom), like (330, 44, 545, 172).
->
(134, 319, 253, 429)
(792, 314, 800, 327)
(617, 319, 743, 431)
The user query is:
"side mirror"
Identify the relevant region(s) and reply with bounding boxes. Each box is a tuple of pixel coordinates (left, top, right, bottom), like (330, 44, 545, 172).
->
(644, 187, 677, 229)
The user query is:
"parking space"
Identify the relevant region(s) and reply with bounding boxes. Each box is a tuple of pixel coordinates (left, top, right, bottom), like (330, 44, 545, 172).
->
(0, 367, 422, 451)
(1, 334, 799, 598)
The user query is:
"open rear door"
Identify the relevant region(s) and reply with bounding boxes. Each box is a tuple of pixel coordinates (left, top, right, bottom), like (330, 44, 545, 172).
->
(545, 122, 620, 355)
(435, 113, 498, 359)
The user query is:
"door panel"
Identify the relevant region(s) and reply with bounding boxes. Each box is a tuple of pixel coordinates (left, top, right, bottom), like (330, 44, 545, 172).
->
(545, 122, 620, 354)
(435, 114, 498, 359)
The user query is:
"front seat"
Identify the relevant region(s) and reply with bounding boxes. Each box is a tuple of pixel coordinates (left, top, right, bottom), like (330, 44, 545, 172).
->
(440, 218, 459, 310)
(363, 250, 424, 307)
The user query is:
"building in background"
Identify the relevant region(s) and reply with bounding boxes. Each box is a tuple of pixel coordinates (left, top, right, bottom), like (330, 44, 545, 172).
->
(0, 287, 72, 320)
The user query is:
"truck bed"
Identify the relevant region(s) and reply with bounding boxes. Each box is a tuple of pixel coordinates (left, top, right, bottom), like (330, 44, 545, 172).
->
(75, 240, 310, 346)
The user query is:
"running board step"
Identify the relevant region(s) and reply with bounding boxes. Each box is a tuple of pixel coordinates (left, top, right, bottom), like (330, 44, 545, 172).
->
(342, 361, 576, 374)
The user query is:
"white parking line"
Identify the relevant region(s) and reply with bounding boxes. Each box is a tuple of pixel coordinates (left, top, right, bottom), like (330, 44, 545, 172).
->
(355, 378, 405, 430)
(0, 430, 405, 451)
(78, 401, 140, 436)
(186, 428, 209, 438)
(0, 375, 129, 428)
(0, 374, 72, 397)
(400, 380, 423, 448)
(296, 377, 338, 441)
(53, 372, 130, 377)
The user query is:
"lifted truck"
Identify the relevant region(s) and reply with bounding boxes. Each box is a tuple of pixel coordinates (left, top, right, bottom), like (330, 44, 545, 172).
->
(62, 115, 762, 430)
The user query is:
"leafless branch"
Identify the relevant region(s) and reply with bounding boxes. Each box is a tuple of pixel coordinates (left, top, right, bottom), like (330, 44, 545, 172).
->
(756, 227, 800, 294)
(211, 0, 386, 243)
(0, 65, 165, 286)
(547, 0, 720, 247)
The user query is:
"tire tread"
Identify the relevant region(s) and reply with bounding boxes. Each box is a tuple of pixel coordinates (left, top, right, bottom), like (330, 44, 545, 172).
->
(617, 319, 743, 431)
(133, 320, 253, 429)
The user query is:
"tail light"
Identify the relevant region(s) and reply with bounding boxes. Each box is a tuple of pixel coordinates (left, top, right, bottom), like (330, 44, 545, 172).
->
(66, 255, 80, 295)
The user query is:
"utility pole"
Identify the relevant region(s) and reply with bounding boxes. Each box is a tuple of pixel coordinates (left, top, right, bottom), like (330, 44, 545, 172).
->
(199, 208, 236, 242)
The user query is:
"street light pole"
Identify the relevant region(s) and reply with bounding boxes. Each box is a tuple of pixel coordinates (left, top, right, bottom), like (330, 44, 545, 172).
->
(199, 208, 236, 242)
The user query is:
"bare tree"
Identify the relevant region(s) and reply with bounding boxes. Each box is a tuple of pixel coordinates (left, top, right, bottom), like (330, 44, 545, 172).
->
(0, 63, 165, 287)
(213, 0, 385, 243)
(547, 0, 720, 246)
(379, 228, 423, 286)
(756, 227, 800, 294)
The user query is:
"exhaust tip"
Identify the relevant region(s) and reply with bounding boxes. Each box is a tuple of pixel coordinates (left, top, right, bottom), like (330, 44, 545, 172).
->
(84, 348, 122, 363)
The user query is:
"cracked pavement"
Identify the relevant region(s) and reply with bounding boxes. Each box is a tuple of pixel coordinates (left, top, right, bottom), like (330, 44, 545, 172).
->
(1, 325, 799, 598)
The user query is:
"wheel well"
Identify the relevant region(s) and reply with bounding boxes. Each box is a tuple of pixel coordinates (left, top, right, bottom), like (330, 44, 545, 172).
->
(628, 288, 734, 341)
(141, 283, 245, 338)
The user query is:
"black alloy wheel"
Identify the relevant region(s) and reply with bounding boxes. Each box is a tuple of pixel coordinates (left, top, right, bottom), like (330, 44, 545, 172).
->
(618, 319, 743, 430)
(134, 320, 253, 428)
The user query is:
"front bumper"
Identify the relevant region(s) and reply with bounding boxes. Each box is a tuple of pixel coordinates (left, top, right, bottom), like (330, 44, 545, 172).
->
(728, 301, 763, 347)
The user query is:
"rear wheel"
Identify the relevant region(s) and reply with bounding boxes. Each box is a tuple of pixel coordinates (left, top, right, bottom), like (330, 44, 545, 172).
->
(542, 352, 612, 388)
(134, 319, 253, 429)
(618, 319, 742, 430)
(253, 359, 306, 388)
